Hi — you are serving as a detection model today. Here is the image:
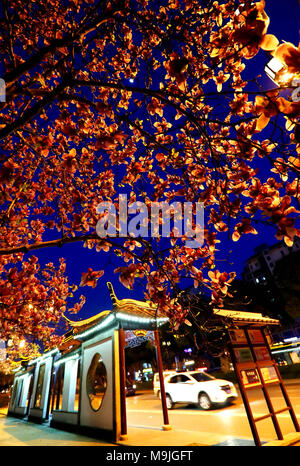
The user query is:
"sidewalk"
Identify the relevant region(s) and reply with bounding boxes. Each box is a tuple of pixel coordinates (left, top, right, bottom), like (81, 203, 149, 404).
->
(1, 413, 300, 447)
(0, 413, 253, 446)
(0, 412, 113, 446)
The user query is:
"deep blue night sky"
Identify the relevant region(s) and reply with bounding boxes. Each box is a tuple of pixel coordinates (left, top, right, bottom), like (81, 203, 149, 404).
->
(26, 0, 300, 324)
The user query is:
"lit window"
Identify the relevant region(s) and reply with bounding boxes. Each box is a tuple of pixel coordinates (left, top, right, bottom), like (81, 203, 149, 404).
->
(34, 364, 45, 408)
(52, 364, 64, 411)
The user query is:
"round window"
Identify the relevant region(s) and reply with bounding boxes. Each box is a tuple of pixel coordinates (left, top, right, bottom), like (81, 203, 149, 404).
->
(86, 353, 107, 411)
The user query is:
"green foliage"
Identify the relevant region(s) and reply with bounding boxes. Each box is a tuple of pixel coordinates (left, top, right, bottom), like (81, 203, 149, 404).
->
(277, 363, 300, 379)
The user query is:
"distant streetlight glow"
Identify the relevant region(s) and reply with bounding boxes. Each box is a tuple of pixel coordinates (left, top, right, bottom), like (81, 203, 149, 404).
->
(185, 360, 194, 366)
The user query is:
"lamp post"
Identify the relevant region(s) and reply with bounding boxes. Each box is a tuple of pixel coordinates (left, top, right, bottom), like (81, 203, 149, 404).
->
(264, 57, 296, 87)
(264, 40, 300, 94)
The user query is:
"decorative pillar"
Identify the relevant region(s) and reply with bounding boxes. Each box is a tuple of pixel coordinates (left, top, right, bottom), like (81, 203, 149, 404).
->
(119, 328, 128, 440)
(154, 329, 172, 431)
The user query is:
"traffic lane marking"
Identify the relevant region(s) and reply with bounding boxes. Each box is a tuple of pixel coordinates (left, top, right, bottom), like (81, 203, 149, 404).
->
(127, 407, 300, 418)
(127, 408, 244, 416)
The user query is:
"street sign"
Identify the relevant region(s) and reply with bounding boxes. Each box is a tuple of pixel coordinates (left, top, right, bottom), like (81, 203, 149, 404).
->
(227, 325, 300, 446)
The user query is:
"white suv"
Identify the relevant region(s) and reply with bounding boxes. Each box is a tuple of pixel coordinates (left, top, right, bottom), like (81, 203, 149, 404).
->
(164, 371, 238, 410)
(153, 371, 176, 397)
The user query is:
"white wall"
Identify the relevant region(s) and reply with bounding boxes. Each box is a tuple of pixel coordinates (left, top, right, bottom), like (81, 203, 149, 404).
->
(28, 356, 53, 420)
(51, 357, 80, 426)
(80, 337, 113, 430)
(8, 372, 32, 416)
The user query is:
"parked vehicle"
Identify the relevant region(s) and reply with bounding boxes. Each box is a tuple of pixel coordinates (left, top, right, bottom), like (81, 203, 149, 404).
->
(163, 371, 238, 410)
(153, 371, 177, 397)
(125, 379, 136, 396)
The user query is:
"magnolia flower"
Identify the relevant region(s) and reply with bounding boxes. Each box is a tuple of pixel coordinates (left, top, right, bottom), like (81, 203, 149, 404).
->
(273, 42, 300, 75)
(80, 268, 104, 288)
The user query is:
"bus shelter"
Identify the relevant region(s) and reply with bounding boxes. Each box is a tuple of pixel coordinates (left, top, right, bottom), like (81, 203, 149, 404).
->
(8, 283, 170, 442)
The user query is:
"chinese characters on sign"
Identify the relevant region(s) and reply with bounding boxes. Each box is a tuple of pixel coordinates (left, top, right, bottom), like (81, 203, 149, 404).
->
(254, 347, 270, 362)
(260, 366, 279, 383)
(248, 329, 265, 344)
(229, 329, 247, 344)
(241, 368, 261, 388)
(234, 348, 253, 363)
(230, 328, 278, 387)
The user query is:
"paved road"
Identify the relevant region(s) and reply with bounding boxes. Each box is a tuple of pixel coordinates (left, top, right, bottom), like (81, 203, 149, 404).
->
(1, 381, 300, 446)
(126, 382, 300, 444)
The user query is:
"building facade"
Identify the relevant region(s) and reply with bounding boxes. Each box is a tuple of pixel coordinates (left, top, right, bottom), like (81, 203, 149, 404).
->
(7, 283, 169, 441)
(242, 238, 300, 285)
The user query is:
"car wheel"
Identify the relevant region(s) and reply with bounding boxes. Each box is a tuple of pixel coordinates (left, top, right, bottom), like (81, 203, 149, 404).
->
(198, 392, 212, 410)
(166, 394, 174, 410)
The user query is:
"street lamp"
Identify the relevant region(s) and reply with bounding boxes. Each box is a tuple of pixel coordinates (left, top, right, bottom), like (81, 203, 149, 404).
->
(264, 57, 295, 87)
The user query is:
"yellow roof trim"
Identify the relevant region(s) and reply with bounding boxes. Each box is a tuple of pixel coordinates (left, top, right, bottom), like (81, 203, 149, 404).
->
(213, 308, 279, 324)
(63, 310, 111, 327)
(63, 282, 162, 328)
